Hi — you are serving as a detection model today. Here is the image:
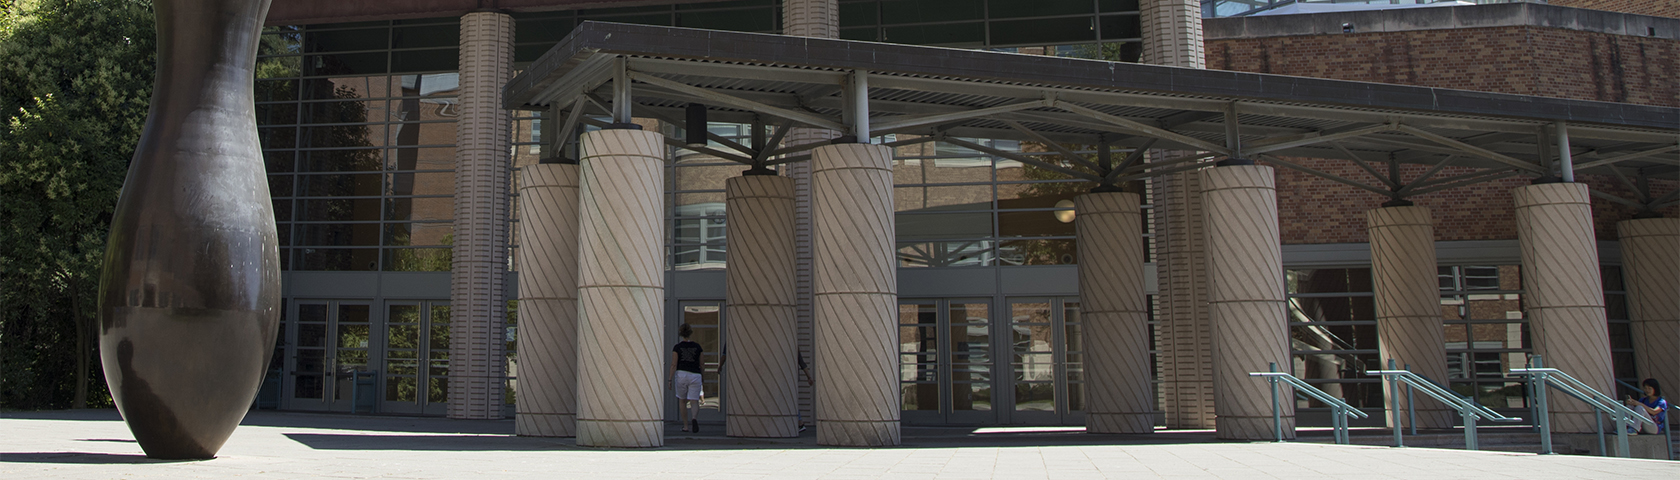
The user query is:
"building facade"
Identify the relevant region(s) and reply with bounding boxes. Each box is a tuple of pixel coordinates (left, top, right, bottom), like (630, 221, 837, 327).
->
(250, 0, 1678, 441)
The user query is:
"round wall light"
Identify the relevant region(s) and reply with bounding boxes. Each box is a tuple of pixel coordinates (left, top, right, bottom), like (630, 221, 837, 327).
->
(1054, 199, 1076, 223)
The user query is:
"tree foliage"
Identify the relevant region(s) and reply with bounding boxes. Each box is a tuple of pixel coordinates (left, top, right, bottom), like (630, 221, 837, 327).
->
(0, 0, 155, 410)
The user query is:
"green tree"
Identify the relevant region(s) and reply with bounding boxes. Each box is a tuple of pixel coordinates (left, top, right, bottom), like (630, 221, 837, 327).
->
(1, 0, 155, 410)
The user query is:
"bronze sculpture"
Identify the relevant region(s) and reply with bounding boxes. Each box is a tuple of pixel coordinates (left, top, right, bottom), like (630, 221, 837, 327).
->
(98, 0, 279, 460)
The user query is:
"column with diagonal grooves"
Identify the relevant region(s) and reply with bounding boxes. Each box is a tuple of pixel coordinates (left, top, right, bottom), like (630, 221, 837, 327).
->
(1367, 205, 1453, 430)
(1201, 165, 1293, 440)
(1078, 192, 1154, 433)
(810, 143, 899, 447)
(514, 164, 579, 437)
(575, 128, 665, 447)
(1619, 217, 1679, 400)
(449, 11, 513, 420)
(1514, 182, 1612, 434)
(725, 174, 799, 438)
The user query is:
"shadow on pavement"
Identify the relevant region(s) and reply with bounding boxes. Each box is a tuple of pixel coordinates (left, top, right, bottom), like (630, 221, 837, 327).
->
(284, 433, 561, 451)
(0, 452, 197, 465)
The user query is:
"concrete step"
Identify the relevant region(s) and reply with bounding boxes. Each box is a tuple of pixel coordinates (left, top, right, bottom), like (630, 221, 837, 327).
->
(1299, 427, 1677, 459)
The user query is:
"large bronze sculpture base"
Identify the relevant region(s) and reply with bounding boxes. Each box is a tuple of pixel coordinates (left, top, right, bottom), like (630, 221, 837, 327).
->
(98, 0, 278, 460)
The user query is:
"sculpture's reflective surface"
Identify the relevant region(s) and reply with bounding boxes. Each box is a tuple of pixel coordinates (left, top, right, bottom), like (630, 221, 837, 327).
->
(98, 0, 278, 460)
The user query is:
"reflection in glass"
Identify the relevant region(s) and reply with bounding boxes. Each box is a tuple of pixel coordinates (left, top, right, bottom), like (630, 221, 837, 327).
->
(1014, 382, 1055, 411)
(998, 239, 1076, 265)
(898, 241, 994, 267)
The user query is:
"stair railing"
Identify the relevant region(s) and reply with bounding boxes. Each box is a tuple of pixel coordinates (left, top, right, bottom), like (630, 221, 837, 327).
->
(1370, 359, 1523, 451)
(1509, 356, 1659, 458)
(1249, 362, 1370, 444)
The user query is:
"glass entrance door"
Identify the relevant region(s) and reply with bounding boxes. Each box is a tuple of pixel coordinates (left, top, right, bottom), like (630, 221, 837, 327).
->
(381, 301, 450, 415)
(285, 300, 374, 412)
(898, 299, 997, 425)
(670, 302, 727, 425)
(1007, 298, 1085, 425)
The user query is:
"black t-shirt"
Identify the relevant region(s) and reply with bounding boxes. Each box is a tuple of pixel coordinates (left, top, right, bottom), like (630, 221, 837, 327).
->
(673, 340, 703, 374)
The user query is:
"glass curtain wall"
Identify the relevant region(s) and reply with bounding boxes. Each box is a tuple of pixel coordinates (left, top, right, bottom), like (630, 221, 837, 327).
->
(259, 21, 461, 272)
(839, 0, 1144, 61)
(1286, 268, 1382, 411)
(1438, 265, 1530, 409)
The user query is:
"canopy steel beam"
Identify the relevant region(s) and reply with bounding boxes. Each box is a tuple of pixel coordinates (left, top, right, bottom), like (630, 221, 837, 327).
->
(1246, 122, 1399, 156)
(1398, 155, 1460, 192)
(627, 70, 847, 131)
(752, 120, 795, 165)
(1258, 154, 1396, 198)
(1406, 169, 1524, 197)
(1052, 101, 1233, 155)
(1109, 138, 1159, 182)
(1572, 144, 1680, 171)
(941, 137, 1103, 182)
(1396, 124, 1546, 174)
(1398, 165, 1509, 196)
(1587, 189, 1645, 209)
(870, 99, 1052, 133)
(1001, 120, 1105, 174)
(1330, 141, 1400, 189)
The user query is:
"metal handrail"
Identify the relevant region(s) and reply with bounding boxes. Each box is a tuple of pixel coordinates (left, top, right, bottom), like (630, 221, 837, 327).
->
(1509, 356, 1658, 459)
(1616, 378, 1674, 461)
(1249, 362, 1371, 444)
(1371, 360, 1522, 451)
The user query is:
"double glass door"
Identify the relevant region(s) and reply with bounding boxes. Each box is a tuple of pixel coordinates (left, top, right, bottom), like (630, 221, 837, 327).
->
(1007, 298, 1085, 425)
(286, 301, 372, 412)
(382, 302, 450, 415)
(284, 299, 450, 414)
(899, 299, 996, 425)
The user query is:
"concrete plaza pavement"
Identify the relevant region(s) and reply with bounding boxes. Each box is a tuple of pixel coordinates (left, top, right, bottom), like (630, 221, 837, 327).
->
(3, 409, 1676, 479)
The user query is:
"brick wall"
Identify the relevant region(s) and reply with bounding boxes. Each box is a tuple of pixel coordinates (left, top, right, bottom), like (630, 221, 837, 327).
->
(1549, 0, 1680, 19)
(1209, 26, 1678, 244)
(1208, 26, 1678, 107)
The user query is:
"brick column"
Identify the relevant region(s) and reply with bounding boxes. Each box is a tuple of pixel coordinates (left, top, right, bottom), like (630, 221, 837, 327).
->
(575, 128, 666, 447)
(1201, 165, 1292, 440)
(1077, 191, 1154, 433)
(1143, 0, 1213, 430)
(1366, 205, 1453, 429)
(810, 143, 899, 447)
(1619, 217, 1679, 399)
(449, 11, 513, 420)
(724, 174, 799, 438)
(514, 164, 580, 436)
(1513, 182, 1613, 434)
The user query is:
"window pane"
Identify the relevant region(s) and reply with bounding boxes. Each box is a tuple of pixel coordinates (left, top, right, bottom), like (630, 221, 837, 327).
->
(998, 239, 1076, 265)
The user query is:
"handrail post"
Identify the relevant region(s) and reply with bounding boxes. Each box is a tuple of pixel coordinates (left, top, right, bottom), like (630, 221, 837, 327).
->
(1405, 363, 1416, 436)
(1270, 362, 1283, 443)
(1463, 408, 1478, 450)
(1596, 412, 1606, 456)
(1388, 359, 1403, 448)
(1615, 414, 1630, 458)
(1534, 357, 1553, 455)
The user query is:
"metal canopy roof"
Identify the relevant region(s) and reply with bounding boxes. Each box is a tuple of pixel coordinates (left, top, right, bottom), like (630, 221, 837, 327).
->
(507, 22, 1679, 207)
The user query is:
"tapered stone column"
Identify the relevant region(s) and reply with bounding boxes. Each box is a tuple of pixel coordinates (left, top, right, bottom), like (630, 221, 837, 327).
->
(1366, 205, 1453, 429)
(810, 143, 899, 446)
(450, 11, 513, 420)
(1201, 165, 1293, 440)
(575, 128, 665, 447)
(1514, 182, 1613, 434)
(1617, 217, 1678, 404)
(724, 174, 799, 438)
(514, 164, 580, 437)
(1078, 191, 1155, 433)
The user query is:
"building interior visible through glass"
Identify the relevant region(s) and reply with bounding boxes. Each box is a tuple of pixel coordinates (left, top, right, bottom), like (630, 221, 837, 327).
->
(250, 0, 1665, 426)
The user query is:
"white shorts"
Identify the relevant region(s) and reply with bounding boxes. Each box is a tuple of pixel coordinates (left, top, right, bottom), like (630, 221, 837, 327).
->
(674, 370, 703, 401)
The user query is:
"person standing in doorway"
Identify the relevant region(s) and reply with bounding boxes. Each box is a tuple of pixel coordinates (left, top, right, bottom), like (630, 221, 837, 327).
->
(670, 323, 704, 433)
